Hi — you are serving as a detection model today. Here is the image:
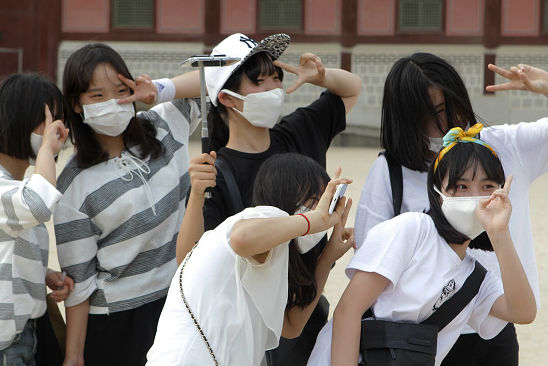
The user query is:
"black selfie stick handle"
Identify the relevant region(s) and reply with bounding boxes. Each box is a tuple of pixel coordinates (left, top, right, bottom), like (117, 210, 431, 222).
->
(202, 138, 212, 200)
(202, 136, 210, 156)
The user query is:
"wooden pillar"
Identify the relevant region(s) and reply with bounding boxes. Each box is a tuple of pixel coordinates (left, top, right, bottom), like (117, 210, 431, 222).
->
(204, 0, 221, 49)
(484, 0, 501, 49)
(484, 54, 496, 95)
(341, 0, 357, 47)
(36, 0, 61, 81)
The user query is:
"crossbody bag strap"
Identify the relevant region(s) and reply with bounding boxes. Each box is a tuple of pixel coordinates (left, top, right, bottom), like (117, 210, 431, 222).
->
(179, 244, 219, 365)
(379, 151, 403, 216)
(422, 260, 488, 331)
(215, 156, 244, 215)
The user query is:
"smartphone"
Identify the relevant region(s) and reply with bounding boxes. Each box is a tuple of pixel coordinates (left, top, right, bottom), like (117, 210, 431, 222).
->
(328, 183, 348, 214)
(181, 55, 240, 67)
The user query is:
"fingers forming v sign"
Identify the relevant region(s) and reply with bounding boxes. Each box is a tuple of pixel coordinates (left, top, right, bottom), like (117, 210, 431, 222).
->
(486, 64, 548, 96)
(274, 53, 326, 94)
(325, 197, 355, 262)
(477, 175, 513, 234)
(117, 74, 158, 105)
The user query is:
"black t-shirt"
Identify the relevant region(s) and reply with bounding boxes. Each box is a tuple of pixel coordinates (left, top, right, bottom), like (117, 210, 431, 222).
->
(203, 90, 346, 231)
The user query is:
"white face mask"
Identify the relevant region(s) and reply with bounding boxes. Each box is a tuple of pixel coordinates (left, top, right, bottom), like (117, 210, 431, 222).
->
(434, 186, 490, 240)
(294, 206, 327, 254)
(82, 99, 134, 136)
(221, 88, 284, 129)
(428, 136, 444, 153)
(28, 132, 43, 166)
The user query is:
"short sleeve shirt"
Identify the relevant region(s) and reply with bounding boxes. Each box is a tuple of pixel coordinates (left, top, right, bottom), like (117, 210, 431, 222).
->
(308, 212, 506, 366)
(147, 206, 290, 366)
(203, 91, 346, 231)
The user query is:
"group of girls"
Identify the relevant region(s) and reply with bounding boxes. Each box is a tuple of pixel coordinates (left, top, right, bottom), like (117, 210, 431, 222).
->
(0, 32, 360, 366)
(0, 29, 545, 366)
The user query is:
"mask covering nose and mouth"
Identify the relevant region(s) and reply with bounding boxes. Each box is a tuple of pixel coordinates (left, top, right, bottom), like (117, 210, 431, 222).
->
(82, 99, 135, 136)
(221, 88, 284, 129)
(434, 186, 489, 240)
(294, 206, 327, 254)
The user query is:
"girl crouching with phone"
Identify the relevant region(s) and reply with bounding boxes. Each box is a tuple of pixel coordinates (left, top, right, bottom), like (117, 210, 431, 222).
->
(147, 153, 354, 365)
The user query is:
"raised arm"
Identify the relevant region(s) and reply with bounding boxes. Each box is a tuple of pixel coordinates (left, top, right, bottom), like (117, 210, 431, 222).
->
(34, 105, 69, 187)
(0, 107, 64, 236)
(230, 175, 352, 261)
(282, 197, 355, 338)
(478, 176, 536, 324)
(274, 53, 362, 114)
(117, 70, 201, 105)
(486, 63, 548, 97)
(176, 152, 217, 264)
(171, 70, 201, 99)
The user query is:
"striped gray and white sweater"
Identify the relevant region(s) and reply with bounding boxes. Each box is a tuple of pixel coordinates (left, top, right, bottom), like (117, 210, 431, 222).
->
(54, 99, 199, 314)
(0, 167, 62, 350)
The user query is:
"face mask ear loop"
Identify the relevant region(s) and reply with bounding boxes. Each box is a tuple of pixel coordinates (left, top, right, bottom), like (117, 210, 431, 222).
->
(220, 89, 246, 101)
(433, 185, 446, 199)
(220, 89, 246, 119)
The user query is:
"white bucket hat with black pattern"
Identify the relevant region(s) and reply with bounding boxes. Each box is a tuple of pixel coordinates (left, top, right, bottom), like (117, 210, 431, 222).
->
(205, 33, 290, 106)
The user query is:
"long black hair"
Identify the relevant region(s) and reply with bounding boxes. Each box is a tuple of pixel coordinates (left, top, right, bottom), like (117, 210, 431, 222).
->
(427, 142, 505, 250)
(381, 52, 478, 171)
(208, 52, 283, 152)
(63, 43, 164, 168)
(0, 73, 63, 160)
(252, 153, 329, 309)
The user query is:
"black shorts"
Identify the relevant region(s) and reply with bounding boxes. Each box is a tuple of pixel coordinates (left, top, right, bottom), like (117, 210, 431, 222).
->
(441, 323, 518, 366)
(84, 296, 166, 366)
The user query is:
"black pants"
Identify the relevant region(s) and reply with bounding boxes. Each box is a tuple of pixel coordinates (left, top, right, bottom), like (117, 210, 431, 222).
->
(84, 296, 166, 366)
(35, 308, 64, 366)
(441, 323, 518, 366)
(266, 295, 329, 366)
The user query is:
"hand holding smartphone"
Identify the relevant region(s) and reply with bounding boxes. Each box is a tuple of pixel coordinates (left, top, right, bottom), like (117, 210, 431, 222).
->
(328, 183, 347, 214)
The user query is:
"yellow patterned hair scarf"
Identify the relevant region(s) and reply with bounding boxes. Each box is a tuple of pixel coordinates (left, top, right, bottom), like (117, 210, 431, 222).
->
(433, 123, 497, 172)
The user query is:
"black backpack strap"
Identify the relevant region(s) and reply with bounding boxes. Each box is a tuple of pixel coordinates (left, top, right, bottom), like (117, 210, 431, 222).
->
(215, 157, 244, 214)
(422, 261, 488, 331)
(379, 151, 403, 216)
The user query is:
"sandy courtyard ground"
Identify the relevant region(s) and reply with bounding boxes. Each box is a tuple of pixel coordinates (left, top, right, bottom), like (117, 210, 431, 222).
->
(47, 140, 547, 365)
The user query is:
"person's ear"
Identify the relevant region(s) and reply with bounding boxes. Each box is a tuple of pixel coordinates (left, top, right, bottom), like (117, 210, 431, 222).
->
(72, 100, 83, 114)
(217, 91, 238, 108)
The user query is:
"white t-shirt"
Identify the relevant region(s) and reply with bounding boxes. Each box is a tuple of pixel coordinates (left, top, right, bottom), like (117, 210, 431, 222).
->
(308, 212, 506, 366)
(355, 118, 548, 309)
(146, 206, 290, 366)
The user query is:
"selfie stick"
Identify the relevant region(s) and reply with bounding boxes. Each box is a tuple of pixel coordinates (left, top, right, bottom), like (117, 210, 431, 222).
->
(181, 55, 240, 198)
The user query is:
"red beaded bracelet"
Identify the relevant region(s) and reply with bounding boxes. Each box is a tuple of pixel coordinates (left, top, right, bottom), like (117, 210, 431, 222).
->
(297, 213, 310, 236)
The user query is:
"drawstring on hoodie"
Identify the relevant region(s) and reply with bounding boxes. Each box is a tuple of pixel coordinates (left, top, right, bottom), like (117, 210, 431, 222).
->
(114, 152, 157, 216)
